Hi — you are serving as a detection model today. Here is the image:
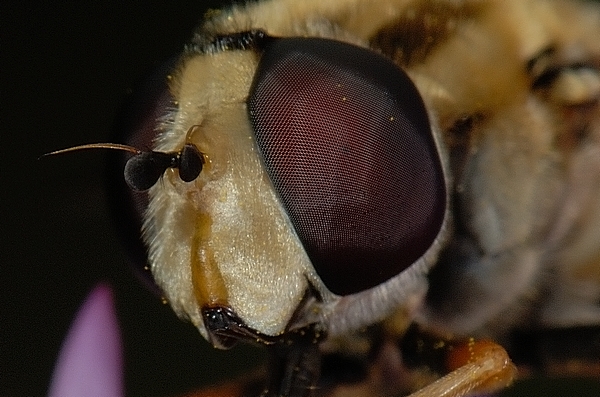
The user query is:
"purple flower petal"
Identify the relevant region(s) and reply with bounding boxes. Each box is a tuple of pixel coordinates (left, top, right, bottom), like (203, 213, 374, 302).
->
(48, 283, 124, 397)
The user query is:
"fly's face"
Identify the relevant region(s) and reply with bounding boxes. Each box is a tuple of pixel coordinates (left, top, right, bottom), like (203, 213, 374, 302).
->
(49, 0, 600, 395)
(145, 28, 448, 348)
(142, 0, 600, 349)
(145, 49, 323, 342)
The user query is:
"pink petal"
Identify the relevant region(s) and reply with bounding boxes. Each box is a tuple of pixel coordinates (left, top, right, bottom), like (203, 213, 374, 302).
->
(48, 283, 124, 397)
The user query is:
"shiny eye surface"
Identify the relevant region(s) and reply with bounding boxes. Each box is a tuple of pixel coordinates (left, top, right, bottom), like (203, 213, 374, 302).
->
(248, 38, 446, 295)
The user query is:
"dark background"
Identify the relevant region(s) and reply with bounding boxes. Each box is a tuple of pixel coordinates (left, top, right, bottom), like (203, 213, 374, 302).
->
(2, 2, 263, 396)
(1, 1, 599, 396)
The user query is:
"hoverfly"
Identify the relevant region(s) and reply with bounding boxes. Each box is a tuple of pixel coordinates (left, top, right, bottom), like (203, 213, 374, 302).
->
(47, 0, 600, 396)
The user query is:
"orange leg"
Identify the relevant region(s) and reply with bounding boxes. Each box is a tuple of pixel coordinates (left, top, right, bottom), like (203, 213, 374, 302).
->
(407, 339, 516, 397)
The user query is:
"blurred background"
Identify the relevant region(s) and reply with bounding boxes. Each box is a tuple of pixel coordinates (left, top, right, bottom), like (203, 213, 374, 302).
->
(2, 2, 263, 396)
(1, 1, 598, 396)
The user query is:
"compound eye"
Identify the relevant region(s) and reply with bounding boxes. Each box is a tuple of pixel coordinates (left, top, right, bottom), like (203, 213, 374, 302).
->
(248, 38, 446, 295)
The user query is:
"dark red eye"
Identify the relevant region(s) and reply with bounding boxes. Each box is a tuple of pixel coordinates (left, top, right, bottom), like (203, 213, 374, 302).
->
(248, 38, 446, 295)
